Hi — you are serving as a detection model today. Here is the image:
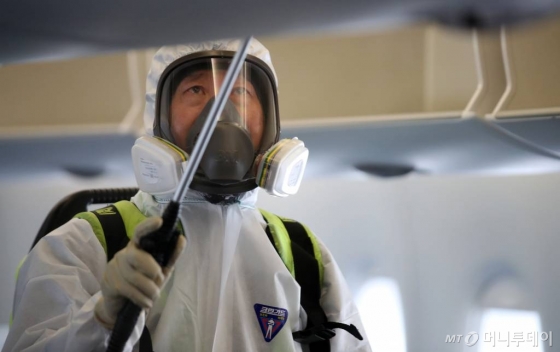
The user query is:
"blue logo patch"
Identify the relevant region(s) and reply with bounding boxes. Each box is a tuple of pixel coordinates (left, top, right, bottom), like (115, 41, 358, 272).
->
(254, 304, 288, 342)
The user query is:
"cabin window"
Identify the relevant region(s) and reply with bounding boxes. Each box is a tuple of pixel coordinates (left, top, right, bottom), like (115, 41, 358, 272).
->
(355, 277, 407, 352)
(478, 308, 544, 352)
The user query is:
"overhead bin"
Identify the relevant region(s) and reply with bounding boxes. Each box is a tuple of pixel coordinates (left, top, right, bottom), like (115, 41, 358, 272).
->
(481, 20, 560, 158)
(0, 21, 559, 177)
(0, 50, 150, 137)
(277, 19, 560, 177)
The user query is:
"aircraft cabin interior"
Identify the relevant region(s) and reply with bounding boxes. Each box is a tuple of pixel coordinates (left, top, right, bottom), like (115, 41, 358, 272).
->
(1, 2, 560, 351)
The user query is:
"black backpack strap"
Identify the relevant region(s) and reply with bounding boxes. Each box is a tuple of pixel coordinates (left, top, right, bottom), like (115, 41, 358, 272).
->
(279, 219, 331, 352)
(280, 219, 363, 348)
(74, 201, 146, 261)
(260, 209, 363, 351)
(75, 202, 154, 351)
(91, 205, 130, 261)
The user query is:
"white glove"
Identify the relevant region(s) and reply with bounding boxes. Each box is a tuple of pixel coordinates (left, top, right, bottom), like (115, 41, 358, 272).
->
(94, 216, 186, 329)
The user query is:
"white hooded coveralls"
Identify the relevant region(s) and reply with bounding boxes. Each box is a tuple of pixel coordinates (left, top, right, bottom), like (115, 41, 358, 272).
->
(4, 39, 371, 352)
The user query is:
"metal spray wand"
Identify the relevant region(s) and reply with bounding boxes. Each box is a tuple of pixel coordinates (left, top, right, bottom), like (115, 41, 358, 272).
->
(106, 36, 253, 352)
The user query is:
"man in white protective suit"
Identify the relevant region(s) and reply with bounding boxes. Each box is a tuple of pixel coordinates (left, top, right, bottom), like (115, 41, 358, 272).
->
(4, 38, 371, 352)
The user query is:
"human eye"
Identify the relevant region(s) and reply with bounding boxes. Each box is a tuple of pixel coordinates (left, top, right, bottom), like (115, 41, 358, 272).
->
(233, 86, 247, 95)
(232, 86, 251, 96)
(186, 85, 203, 94)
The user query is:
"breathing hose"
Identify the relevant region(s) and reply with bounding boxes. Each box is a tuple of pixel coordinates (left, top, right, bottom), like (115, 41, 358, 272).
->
(105, 36, 253, 352)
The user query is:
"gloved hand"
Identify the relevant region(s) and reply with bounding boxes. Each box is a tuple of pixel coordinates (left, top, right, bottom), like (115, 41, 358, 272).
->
(94, 216, 186, 329)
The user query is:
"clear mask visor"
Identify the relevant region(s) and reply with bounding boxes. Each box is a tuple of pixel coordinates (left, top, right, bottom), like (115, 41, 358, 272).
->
(156, 56, 278, 155)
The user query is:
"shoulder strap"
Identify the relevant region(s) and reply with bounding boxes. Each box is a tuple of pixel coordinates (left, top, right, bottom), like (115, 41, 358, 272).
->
(74, 201, 154, 352)
(74, 200, 147, 261)
(259, 209, 331, 351)
(259, 210, 363, 350)
(259, 209, 295, 276)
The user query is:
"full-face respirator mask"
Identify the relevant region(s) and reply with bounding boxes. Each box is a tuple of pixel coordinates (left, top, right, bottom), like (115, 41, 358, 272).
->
(132, 50, 308, 200)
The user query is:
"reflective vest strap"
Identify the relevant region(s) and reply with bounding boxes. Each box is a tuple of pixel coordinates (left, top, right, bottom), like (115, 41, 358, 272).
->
(259, 209, 330, 351)
(74, 211, 108, 256)
(278, 219, 330, 352)
(259, 209, 295, 277)
(92, 205, 129, 261)
(10, 255, 28, 327)
(280, 217, 324, 287)
(75, 201, 152, 351)
(74, 201, 148, 261)
(113, 200, 148, 240)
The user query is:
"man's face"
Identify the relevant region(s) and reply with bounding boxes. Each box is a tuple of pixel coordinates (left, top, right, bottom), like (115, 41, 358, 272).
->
(170, 69, 264, 152)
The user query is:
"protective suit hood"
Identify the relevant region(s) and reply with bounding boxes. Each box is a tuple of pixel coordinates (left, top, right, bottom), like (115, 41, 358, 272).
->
(144, 39, 278, 137)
